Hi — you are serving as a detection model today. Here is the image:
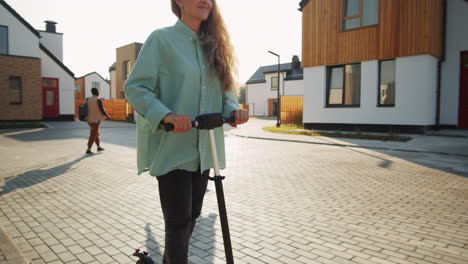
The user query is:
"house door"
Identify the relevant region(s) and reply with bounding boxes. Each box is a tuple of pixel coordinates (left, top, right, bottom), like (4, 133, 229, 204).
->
(459, 51, 468, 128)
(42, 78, 59, 117)
(272, 100, 278, 116)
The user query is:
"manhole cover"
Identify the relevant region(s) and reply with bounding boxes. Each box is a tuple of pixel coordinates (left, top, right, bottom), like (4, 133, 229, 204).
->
(452, 167, 468, 173)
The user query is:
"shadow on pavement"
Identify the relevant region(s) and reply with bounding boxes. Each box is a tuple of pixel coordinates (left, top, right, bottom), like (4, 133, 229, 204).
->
(0, 155, 90, 196)
(140, 214, 218, 264)
(190, 213, 217, 264)
(3, 121, 137, 149)
(134, 223, 163, 264)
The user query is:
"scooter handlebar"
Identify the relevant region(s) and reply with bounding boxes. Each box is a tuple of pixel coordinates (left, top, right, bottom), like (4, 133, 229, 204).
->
(163, 121, 198, 132)
(163, 113, 235, 132)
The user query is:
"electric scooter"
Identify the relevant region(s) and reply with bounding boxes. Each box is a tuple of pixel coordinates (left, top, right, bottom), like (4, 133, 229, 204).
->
(163, 113, 235, 264)
(133, 113, 236, 264)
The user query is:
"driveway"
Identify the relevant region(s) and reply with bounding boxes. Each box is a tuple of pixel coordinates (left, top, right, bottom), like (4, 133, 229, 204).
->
(0, 120, 467, 264)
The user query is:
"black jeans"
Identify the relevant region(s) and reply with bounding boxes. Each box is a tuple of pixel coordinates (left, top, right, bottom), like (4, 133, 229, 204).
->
(157, 169, 209, 264)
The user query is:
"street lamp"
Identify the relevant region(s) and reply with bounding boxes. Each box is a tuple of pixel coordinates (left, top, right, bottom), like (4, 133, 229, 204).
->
(268, 50, 281, 127)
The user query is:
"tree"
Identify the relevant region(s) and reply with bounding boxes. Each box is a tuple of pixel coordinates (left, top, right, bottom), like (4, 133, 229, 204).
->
(238, 85, 247, 104)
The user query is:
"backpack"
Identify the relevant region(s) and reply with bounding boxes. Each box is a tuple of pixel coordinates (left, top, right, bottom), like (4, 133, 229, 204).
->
(78, 99, 88, 121)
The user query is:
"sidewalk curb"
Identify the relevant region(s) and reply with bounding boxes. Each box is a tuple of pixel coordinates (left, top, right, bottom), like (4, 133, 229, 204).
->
(229, 132, 468, 158)
(0, 225, 30, 264)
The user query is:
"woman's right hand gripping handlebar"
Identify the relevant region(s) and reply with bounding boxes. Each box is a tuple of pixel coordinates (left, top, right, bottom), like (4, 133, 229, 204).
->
(162, 113, 192, 134)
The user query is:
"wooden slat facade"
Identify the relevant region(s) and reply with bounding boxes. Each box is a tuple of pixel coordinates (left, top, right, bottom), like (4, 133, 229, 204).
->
(302, 0, 444, 67)
(281, 96, 304, 125)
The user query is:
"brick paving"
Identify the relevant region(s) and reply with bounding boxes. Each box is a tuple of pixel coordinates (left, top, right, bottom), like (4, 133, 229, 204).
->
(0, 120, 467, 264)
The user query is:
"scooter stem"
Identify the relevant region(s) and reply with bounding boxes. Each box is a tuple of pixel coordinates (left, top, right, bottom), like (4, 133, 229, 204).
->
(208, 129, 221, 176)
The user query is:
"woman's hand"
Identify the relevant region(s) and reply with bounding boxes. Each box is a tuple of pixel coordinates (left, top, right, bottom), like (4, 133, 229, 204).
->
(163, 113, 192, 133)
(230, 109, 249, 127)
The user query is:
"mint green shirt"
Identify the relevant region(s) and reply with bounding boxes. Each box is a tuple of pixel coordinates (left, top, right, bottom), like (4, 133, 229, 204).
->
(123, 20, 239, 177)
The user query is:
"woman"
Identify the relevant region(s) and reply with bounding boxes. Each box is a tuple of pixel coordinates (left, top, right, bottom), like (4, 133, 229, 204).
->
(86, 88, 110, 154)
(123, 0, 248, 263)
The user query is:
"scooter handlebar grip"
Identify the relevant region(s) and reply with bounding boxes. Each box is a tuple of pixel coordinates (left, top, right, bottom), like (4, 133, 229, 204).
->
(224, 116, 235, 124)
(163, 121, 197, 132)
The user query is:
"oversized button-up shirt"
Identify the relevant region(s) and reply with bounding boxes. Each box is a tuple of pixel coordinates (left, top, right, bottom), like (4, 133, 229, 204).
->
(123, 20, 239, 177)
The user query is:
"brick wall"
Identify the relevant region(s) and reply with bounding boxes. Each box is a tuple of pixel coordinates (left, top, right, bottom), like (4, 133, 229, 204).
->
(0, 55, 42, 120)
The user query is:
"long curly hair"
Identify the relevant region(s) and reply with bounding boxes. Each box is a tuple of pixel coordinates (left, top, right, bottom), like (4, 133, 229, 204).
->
(171, 0, 237, 93)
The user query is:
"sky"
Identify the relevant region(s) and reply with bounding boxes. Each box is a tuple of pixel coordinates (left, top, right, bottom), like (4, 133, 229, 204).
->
(5, 0, 303, 83)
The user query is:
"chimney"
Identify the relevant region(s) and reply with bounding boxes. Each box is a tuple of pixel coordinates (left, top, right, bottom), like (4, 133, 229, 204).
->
(292, 55, 301, 70)
(44, 20, 57, 33)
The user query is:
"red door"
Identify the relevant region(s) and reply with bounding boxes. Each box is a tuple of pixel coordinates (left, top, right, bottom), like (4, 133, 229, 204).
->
(42, 78, 59, 117)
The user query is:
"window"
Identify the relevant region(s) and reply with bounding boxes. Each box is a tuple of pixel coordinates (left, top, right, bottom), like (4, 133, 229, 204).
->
(120, 91, 126, 99)
(9, 76, 22, 104)
(0, 26, 8, 55)
(122, 60, 131, 79)
(342, 0, 379, 31)
(271, 76, 278, 90)
(74, 83, 81, 92)
(378, 59, 396, 106)
(327, 64, 361, 106)
(92, 81, 100, 89)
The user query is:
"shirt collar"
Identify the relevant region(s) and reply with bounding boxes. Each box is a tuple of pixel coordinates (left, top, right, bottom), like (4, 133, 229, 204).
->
(175, 20, 199, 40)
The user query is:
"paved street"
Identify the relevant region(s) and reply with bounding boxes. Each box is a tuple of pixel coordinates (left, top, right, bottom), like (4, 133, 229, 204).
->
(0, 120, 467, 264)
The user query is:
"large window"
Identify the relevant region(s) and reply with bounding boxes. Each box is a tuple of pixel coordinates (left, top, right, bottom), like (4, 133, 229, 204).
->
(342, 0, 379, 31)
(327, 64, 361, 106)
(122, 61, 131, 80)
(92, 81, 100, 89)
(9, 76, 22, 104)
(378, 59, 396, 106)
(0, 26, 8, 55)
(271, 76, 278, 90)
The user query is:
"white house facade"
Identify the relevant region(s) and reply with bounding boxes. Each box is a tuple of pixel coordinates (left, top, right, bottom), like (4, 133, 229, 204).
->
(0, 0, 75, 121)
(76, 72, 110, 99)
(38, 21, 63, 61)
(304, 55, 438, 127)
(300, 0, 468, 133)
(40, 44, 75, 117)
(246, 56, 304, 116)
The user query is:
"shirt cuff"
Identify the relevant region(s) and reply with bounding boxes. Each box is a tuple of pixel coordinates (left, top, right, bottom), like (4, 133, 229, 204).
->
(145, 104, 172, 133)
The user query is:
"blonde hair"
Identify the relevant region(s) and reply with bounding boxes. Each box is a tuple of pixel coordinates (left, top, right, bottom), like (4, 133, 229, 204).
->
(171, 0, 237, 93)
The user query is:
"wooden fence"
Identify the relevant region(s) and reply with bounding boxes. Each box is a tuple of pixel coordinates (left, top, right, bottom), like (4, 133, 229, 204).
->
(239, 104, 249, 111)
(280, 96, 303, 125)
(74, 99, 132, 121)
(75, 100, 253, 121)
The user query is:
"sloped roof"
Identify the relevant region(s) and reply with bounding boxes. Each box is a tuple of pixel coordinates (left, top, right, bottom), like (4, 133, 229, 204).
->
(0, 0, 41, 37)
(109, 62, 116, 71)
(39, 44, 74, 77)
(75, 72, 108, 83)
(246, 63, 303, 84)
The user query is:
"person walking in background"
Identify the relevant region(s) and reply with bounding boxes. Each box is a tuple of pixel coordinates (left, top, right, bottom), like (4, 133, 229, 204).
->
(123, 0, 248, 263)
(86, 88, 110, 154)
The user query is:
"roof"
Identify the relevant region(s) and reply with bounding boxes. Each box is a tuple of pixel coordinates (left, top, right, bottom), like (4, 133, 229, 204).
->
(298, 0, 309, 11)
(109, 62, 116, 71)
(246, 62, 303, 84)
(39, 43, 74, 78)
(75, 72, 108, 83)
(0, 0, 41, 37)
